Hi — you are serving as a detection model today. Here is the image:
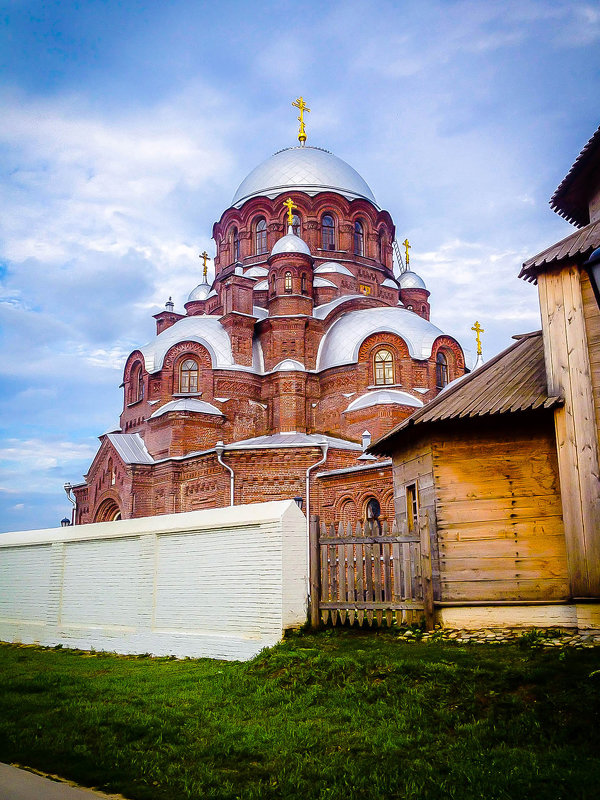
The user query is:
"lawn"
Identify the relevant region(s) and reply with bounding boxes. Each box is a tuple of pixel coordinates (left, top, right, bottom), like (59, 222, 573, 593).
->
(0, 630, 599, 799)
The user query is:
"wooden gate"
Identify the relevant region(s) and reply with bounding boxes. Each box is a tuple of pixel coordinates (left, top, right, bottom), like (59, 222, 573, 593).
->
(309, 512, 434, 629)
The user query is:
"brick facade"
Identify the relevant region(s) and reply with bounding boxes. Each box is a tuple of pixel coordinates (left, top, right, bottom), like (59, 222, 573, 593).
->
(73, 145, 466, 525)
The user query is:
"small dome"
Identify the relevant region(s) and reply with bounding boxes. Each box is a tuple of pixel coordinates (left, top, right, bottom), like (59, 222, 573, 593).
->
(271, 229, 311, 257)
(398, 271, 427, 290)
(187, 281, 211, 302)
(231, 146, 378, 208)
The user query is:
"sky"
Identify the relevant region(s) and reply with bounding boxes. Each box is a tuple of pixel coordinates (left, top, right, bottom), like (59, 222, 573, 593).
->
(1, 0, 600, 532)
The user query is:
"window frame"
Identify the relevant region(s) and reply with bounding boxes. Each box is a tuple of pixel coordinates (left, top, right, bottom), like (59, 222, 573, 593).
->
(406, 483, 419, 531)
(436, 351, 449, 389)
(321, 214, 336, 251)
(179, 358, 200, 394)
(284, 271, 293, 293)
(354, 219, 364, 255)
(374, 348, 395, 386)
(231, 226, 240, 262)
(255, 217, 267, 255)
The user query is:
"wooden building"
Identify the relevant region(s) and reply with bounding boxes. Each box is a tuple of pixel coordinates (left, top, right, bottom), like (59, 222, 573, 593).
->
(371, 126, 600, 631)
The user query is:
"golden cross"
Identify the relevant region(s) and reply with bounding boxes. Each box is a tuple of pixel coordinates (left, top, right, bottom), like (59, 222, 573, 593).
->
(403, 239, 411, 267)
(471, 321, 484, 356)
(292, 96, 310, 145)
(283, 197, 297, 227)
(200, 250, 209, 280)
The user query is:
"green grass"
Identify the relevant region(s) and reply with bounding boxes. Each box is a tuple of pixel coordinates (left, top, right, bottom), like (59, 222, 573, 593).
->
(0, 630, 599, 799)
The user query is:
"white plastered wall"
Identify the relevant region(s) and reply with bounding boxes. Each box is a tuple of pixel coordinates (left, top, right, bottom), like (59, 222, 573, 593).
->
(0, 500, 307, 661)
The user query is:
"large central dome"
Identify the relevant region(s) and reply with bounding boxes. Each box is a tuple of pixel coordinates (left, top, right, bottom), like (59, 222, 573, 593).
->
(231, 146, 378, 208)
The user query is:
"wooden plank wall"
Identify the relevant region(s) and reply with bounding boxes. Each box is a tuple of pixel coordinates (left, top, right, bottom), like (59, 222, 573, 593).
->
(432, 416, 569, 603)
(581, 271, 600, 451)
(391, 438, 440, 599)
(538, 267, 600, 596)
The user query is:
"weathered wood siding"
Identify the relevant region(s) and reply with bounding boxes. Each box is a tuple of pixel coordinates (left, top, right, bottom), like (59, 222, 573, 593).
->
(581, 271, 600, 451)
(538, 266, 600, 596)
(432, 416, 569, 603)
(0, 501, 307, 661)
(391, 437, 439, 599)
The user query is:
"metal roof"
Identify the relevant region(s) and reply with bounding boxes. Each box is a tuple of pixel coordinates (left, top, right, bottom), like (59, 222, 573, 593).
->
(139, 315, 237, 373)
(316, 306, 449, 370)
(316, 458, 392, 478)
(231, 146, 378, 208)
(314, 262, 354, 276)
(271, 230, 311, 256)
(369, 330, 562, 455)
(519, 218, 600, 281)
(345, 389, 423, 413)
(225, 432, 362, 451)
(105, 433, 154, 464)
(149, 399, 223, 418)
(398, 270, 427, 290)
(187, 281, 211, 301)
(550, 125, 600, 228)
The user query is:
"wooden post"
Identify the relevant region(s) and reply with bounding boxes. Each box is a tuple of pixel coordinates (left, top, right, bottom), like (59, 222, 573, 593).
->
(538, 267, 600, 596)
(418, 508, 435, 630)
(309, 514, 321, 629)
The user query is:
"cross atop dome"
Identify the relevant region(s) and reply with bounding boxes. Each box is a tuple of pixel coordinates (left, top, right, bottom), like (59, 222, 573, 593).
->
(292, 97, 310, 146)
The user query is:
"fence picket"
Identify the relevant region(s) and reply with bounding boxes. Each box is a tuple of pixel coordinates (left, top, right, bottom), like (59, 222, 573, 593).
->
(312, 515, 429, 629)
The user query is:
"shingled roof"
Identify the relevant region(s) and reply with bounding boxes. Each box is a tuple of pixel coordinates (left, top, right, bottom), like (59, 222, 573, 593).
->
(519, 217, 600, 282)
(551, 125, 600, 228)
(369, 330, 562, 455)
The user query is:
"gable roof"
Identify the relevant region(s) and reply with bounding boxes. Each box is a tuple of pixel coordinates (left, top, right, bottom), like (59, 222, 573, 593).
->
(519, 217, 600, 282)
(551, 126, 600, 228)
(369, 331, 562, 455)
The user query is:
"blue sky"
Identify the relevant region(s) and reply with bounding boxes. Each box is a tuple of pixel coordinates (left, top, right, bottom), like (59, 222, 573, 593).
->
(1, 0, 600, 532)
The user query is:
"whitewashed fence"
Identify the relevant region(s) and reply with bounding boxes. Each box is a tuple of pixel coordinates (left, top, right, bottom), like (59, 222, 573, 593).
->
(0, 501, 307, 661)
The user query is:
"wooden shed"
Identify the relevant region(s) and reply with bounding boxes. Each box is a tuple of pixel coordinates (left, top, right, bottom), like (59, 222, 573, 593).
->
(369, 331, 581, 628)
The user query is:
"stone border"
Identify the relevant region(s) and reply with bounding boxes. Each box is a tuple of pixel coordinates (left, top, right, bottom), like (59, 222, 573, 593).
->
(399, 626, 600, 648)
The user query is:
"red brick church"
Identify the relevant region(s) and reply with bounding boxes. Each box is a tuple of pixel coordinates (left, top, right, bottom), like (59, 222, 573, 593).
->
(70, 102, 466, 525)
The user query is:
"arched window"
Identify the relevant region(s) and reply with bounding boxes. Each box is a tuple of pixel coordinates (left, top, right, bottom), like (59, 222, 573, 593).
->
(255, 218, 267, 255)
(436, 351, 449, 389)
(130, 362, 144, 403)
(232, 227, 240, 262)
(321, 214, 335, 250)
(108, 458, 116, 486)
(354, 220, 364, 255)
(301, 273, 307, 294)
(180, 358, 199, 393)
(285, 212, 301, 236)
(270, 273, 276, 296)
(378, 230, 384, 262)
(365, 497, 381, 520)
(374, 349, 394, 385)
(137, 366, 144, 402)
(284, 271, 293, 293)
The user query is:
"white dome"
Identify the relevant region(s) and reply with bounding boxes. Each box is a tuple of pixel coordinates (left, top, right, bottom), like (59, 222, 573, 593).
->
(271, 231, 311, 256)
(398, 271, 427, 290)
(316, 306, 448, 370)
(231, 146, 378, 208)
(187, 281, 211, 302)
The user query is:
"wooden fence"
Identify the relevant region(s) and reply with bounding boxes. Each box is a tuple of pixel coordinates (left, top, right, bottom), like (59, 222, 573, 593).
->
(309, 512, 434, 629)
